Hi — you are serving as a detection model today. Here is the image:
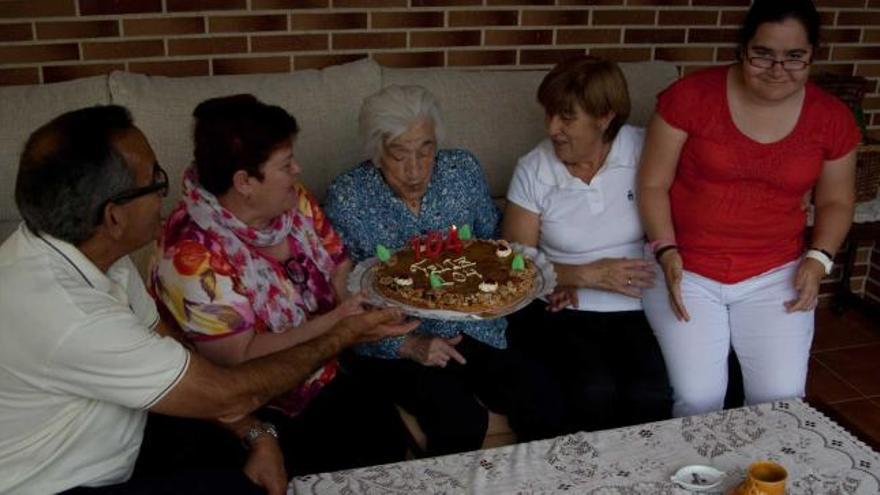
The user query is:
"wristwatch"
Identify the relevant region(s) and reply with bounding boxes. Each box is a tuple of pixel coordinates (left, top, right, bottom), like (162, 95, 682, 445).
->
(242, 421, 278, 449)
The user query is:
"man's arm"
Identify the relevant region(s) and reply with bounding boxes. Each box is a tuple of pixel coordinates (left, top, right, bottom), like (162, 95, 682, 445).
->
(150, 308, 417, 422)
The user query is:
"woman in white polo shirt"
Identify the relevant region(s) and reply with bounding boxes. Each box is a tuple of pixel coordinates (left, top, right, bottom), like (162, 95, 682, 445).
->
(503, 56, 672, 432)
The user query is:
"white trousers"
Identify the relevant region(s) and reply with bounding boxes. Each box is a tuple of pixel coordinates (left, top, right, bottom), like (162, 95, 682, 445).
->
(642, 260, 814, 418)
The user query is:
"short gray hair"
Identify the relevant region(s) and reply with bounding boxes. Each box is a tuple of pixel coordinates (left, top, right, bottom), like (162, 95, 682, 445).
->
(15, 105, 137, 245)
(358, 84, 445, 164)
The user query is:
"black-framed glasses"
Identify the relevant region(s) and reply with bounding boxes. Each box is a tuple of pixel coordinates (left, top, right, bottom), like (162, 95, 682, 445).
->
(747, 56, 810, 72)
(95, 163, 169, 225)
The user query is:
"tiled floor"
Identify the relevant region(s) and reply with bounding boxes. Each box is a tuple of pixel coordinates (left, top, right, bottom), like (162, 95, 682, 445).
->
(806, 305, 880, 451)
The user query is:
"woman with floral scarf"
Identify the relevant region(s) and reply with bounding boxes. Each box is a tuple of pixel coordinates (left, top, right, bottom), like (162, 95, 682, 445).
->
(150, 94, 408, 477)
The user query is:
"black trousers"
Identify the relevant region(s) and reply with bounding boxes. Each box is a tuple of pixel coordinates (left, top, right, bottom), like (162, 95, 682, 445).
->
(507, 301, 673, 433)
(63, 371, 408, 494)
(344, 335, 566, 457)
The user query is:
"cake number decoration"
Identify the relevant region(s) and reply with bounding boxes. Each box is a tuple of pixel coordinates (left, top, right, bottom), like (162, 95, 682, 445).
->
(376, 244, 391, 263)
(511, 253, 525, 271)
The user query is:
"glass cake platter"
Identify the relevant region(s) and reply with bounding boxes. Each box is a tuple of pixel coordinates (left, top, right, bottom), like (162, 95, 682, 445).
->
(347, 243, 557, 321)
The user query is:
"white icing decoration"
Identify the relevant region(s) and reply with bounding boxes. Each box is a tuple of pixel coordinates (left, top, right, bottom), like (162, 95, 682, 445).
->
(394, 276, 413, 287)
(478, 281, 499, 293)
(495, 243, 512, 258)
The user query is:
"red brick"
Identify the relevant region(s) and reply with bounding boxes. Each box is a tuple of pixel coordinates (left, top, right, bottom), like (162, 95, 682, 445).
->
(333, 32, 406, 50)
(486, 0, 553, 5)
(691, 0, 749, 5)
(716, 47, 737, 62)
(412, 0, 480, 6)
(867, 129, 880, 142)
(587, 47, 651, 62)
(123, 17, 205, 36)
(294, 53, 367, 70)
(0, 23, 32, 42)
(167, 36, 247, 56)
(333, 0, 405, 6)
(815, 0, 865, 7)
(36, 20, 119, 40)
(683, 64, 718, 75)
(252, 34, 327, 52)
(838, 11, 880, 26)
(833, 46, 880, 61)
(252, 0, 327, 7)
(521, 10, 589, 26)
(810, 63, 857, 76)
(79, 0, 159, 15)
(371, 12, 444, 29)
(0, 67, 39, 86)
(720, 10, 747, 26)
(658, 10, 718, 26)
(820, 28, 861, 44)
(82, 40, 164, 60)
(213, 56, 290, 75)
(655, 46, 714, 62)
(128, 59, 210, 77)
(166, 0, 245, 12)
(689, 28, 739, 43)
(373, 51, 444, 68)
(209, 15, 287, 33)
(520, 48, 585, 65)
(485, 29, 553, 46)
(557, 0, 621, 4)
(447, 49, 515, 66)
(592, 10, 655, 26)
(556, 28, 620, 45)
(625, 0, 684, 4)
(865, 29, 880, 43)
(449, 10, 518, 27)
(0, 43, 78, 64)
(42, 63, 123, 83)
(625, 28, 685, 44)
(410, 30, 481, 48)
(291, 13, 366, 31)
(856, 63, 880, 78)
(2, 1, 73, 17)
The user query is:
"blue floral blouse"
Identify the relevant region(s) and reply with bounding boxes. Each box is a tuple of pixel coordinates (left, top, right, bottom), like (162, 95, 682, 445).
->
(325, 149, 506, 359)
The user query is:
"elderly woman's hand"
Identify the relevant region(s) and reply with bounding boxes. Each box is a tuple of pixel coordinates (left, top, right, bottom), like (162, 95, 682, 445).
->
(330, 292, 368, 320)
(581, 258, 655, 298)
(399, 334, 466, 367)
(547, 286, 579, 312)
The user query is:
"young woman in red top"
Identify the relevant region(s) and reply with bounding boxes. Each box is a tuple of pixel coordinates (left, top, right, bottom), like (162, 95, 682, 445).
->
(638, 0, 861, 417)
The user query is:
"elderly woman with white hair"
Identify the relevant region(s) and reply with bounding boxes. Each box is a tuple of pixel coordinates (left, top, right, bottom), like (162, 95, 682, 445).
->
(325, 85, 564, 457)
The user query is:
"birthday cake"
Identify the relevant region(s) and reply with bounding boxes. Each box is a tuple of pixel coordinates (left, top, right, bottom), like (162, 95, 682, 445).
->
(372, 231, 537, 314)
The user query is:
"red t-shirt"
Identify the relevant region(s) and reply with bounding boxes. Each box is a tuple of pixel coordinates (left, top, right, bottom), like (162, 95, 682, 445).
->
(656, 65, 861, 283)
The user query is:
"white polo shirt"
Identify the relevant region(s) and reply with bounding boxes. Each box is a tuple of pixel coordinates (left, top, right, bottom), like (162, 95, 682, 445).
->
(507, 125, 646, 312)
(0, 224, 189, 494)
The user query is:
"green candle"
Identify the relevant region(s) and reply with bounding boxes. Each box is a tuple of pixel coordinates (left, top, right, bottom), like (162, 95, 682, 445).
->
(459, 224, 472, 241)
(429, 272, 444, 289)
(511, 254, 525, 271)
(376, 244, 391, 263)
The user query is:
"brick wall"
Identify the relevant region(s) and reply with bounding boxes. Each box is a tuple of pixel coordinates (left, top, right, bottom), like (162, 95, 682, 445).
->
(1, 0, 879, 304)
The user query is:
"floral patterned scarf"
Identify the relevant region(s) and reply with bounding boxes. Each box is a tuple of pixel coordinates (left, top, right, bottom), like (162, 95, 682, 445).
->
(181, 167, 306, 331)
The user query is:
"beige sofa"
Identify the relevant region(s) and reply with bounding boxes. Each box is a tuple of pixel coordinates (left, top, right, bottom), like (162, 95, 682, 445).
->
(0, 58, 678, 450)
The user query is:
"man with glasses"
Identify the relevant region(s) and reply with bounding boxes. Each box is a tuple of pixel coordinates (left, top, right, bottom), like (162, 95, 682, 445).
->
(0, 105, 416, 494)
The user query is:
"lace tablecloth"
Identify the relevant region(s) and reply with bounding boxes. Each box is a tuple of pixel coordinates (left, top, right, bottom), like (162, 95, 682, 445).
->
(289, 400, 879, 494)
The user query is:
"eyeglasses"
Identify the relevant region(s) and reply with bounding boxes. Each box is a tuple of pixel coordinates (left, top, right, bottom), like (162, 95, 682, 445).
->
(95, 163, 169, 225)
(747, 56, 810, 72)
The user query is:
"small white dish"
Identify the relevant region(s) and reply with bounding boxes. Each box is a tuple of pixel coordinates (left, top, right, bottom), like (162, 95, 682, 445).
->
(670, 465, 726, 492)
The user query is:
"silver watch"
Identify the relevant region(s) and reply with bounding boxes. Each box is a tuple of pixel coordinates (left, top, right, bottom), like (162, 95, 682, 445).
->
(243, 421, 278, 449)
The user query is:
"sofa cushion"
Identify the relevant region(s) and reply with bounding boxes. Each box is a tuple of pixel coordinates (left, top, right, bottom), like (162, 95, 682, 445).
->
(109, 58, 382, 213)
(0, 76, 111, 241)
(381, 61, 679, 198)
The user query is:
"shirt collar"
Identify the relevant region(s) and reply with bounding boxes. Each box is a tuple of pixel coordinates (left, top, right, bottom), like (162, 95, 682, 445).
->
(25, 226, 114, 293)
(535, 128, 632, 189)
